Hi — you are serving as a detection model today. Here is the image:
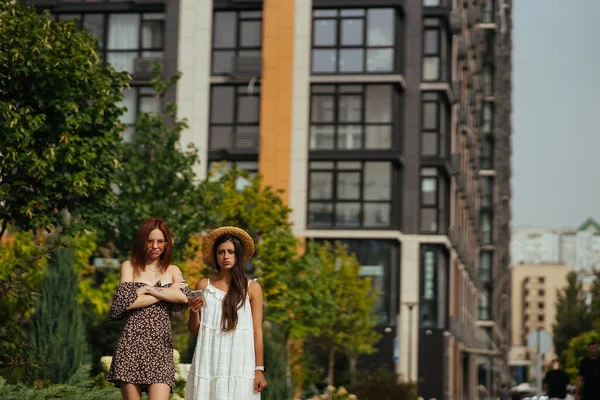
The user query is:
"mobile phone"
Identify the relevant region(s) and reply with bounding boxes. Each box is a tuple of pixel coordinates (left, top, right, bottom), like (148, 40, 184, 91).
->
(188, 290, 204, 299)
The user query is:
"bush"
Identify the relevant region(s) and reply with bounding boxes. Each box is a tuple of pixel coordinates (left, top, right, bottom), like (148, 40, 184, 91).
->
(0, 365, 121, 400)
(347, 367, 418, 400)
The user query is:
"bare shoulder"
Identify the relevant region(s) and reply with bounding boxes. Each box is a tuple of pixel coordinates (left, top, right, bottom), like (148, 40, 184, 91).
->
(167, 264, 184, 278)
(248, 279, 263, 297)
(195, 278, 209, 291)
(120, 260, 134, 283)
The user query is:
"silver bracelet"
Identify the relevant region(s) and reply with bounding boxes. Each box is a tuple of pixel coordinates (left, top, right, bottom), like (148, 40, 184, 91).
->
(255, 366, 265, 372)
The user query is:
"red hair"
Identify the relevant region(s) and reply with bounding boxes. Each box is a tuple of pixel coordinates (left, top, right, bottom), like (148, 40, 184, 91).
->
(130, 217, 173, 272)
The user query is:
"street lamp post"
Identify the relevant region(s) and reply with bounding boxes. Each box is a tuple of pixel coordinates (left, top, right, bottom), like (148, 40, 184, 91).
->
(403, 301, 419, 380)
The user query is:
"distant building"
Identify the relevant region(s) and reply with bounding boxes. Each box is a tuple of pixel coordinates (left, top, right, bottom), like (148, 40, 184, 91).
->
(511, 218, 600, 271)
(508, 263, 573, 382)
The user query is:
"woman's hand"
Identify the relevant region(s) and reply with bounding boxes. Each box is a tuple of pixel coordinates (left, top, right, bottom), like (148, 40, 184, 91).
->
(135, 285, 148, 297)
(254, 371, 267, 393)
(172, 280, 188, 290)
(189, 297, 206, 313)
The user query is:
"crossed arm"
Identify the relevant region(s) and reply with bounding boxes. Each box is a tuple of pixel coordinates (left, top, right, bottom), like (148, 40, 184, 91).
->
(119, 261, 189, 311)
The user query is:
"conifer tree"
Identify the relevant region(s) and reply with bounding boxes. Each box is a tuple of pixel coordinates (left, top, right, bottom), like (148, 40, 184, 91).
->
(30, 246, 89, 383)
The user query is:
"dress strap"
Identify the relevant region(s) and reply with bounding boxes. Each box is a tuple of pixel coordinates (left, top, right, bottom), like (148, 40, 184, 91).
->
(247, 278, 257, 287)
(207, 278, 210, 286)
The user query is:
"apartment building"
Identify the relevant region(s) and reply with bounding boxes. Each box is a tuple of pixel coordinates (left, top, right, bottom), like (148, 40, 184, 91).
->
(26, 0, 513, 398)
(512, 218, 600, 271)
(508, 263, 572, 382)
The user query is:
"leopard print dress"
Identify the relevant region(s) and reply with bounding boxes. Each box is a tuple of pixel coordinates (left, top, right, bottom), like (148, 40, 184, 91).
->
(107, 281, 189, 392)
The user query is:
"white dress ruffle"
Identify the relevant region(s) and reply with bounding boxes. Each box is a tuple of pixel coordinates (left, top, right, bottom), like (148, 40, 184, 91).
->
(185, 280, 259, 400)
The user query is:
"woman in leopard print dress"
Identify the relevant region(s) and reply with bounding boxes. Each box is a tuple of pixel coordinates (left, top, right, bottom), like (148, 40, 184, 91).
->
(107, 218, 190, 400)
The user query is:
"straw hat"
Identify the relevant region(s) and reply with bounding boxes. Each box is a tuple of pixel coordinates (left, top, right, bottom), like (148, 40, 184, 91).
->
(202, 226, 255, 266)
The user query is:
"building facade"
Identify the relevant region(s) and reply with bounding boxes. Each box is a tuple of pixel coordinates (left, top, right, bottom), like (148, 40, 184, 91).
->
(512, 218, 600, 271)
(508, 263, 572, 383)
(27, 0, 513, 398)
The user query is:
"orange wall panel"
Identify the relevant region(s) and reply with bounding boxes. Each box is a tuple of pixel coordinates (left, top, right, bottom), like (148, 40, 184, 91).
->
(259, 0, 296, 205)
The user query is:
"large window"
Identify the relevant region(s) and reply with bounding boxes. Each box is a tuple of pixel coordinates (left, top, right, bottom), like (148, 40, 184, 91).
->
(315, 239, 398, 325)
(480, 211, 493, 245)
(311, 8, 396, 74)
(482, 0, 495, 24)
(479, 251, 493, 283)
(482, 101, 494, 134)
(421, 92, 449, 156)
(209, 85, 260, 153)
(483, 66, 494, 97)
(420, 245, 448, 328)
(420, 168, 449, 234)
(208, 161, 258, 191)
(212, 11, 262, 75)
(422, 18, 449, 82)
(479, 288, 491, 320)
(310, 84, 398, 150)
(480, 136, 494, 170)
(308, 161, 393, 228)
(120, 86, 159, 142)
(480, 176, 494, 209)
(55, 12, 165, 74)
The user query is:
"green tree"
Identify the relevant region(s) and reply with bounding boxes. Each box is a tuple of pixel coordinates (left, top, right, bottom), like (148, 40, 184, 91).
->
(561, 330, 600, 383)
(30, 246, 89, 383)
(109, 68, 218, 257)
(589, 275, 600, 329)
(300, 241, 380, 386)
(0, 1, 129, 238)
(553, 271, 593, 356)
(200, 165, 299, 323)
(183, 165, 301, 386)
(0, 228, 48, 380)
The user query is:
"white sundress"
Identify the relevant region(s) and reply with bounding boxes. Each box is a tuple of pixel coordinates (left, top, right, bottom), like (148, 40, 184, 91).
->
(185, 278, 259, 400)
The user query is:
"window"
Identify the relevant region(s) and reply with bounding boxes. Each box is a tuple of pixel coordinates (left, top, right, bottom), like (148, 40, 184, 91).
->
(482, 0, 495, 24)
(208, 161, 258, 191)
(316, 239, 398, 325)
(480, 211, 492, 244)
(482, 102, 494, 134)
(538, 315, 544, 322)
(312, 8, 396, 74)
(479, 288, 491, 320)
(420, 245, 449, 328)
(420, 168, 449, 233)
(483, 66, 494, 97)
(480, 177, 493, 209)
(209, 85, 260, 154)
(55, 12, 165, 74)
(212, 11, 262, 75)
(538, 289, 545, 296)
(421, 92, 449, 156)
(310, 84, 398, 150)
(308, 161, 393, 228)
(423, 0, 442, 5)
(480, 136, 494, 169)
(479, 251, 492, 283)
(119, 86, 159, 142)
(538, 277, 545, 283)
(422, 18, 448, 82)
(484, 30, 495, 61)
(538, 302, 544, 309)
(54, 12, 165, 141)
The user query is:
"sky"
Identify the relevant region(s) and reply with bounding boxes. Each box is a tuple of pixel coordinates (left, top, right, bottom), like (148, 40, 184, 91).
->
(512, 0, 600, 228)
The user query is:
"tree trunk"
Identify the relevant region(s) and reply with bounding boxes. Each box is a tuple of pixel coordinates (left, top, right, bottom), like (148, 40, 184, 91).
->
(348, 353, 357, 386)
(328, 347, 336, 387)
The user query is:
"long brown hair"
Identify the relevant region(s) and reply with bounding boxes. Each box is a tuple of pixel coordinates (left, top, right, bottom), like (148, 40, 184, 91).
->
(130, 217, 173, 273)
(213, 234, 248, 332)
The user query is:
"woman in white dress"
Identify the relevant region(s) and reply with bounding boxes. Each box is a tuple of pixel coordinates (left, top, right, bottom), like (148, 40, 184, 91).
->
(185, 226, 267, 399)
